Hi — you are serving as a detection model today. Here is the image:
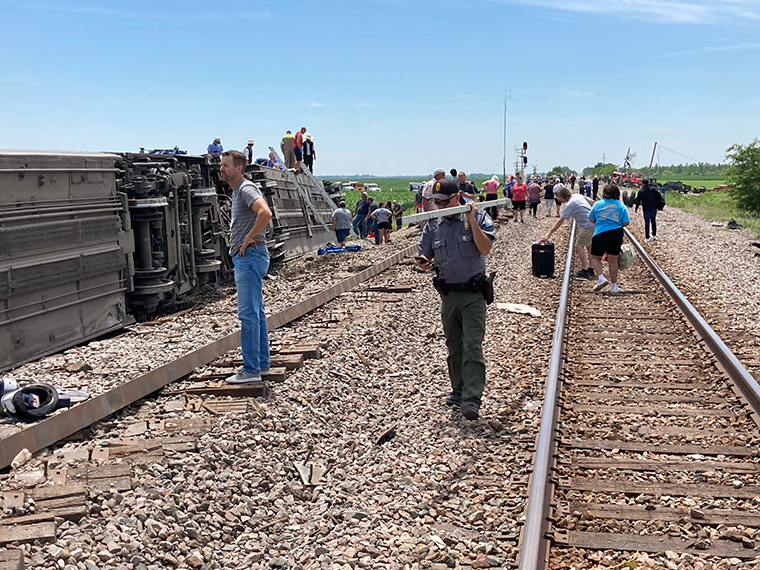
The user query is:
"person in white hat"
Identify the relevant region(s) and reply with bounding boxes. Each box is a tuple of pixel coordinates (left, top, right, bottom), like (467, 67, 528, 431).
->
(421, 168, 446, 212)
(243, 140, 254, 165)
(303, 133, 316, 173)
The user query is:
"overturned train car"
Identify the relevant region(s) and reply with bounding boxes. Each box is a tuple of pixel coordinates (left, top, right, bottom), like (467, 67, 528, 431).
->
(0, 150, 337, 371)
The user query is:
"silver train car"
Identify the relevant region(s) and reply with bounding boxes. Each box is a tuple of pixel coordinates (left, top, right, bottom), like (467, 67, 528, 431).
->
(0, 150, 337, 371)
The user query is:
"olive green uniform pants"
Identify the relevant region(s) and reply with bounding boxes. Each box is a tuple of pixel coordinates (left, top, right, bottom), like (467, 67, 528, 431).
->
(440, 291, 487, 406)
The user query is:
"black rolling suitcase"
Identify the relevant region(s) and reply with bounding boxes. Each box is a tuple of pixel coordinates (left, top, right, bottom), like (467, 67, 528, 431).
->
(532, 241, 554, 277)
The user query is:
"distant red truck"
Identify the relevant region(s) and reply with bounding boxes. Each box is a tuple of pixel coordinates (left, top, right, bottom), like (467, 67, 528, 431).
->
(612, 171, 645, 187)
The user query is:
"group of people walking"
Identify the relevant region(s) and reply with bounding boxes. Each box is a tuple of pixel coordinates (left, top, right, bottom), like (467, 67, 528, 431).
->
(542, 179, 661, 292)
(413, 173, 662, 423)
(220, 150, 663, 432)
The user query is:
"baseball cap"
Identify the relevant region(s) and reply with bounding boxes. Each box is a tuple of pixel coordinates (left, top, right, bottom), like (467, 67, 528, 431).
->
(431, 179, 459, 200)
(433, 168, 445, 177)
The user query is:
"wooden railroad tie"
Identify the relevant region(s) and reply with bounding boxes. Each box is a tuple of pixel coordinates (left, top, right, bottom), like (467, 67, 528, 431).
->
(0, 485, 87, 548)
(0, 550, 23, 570)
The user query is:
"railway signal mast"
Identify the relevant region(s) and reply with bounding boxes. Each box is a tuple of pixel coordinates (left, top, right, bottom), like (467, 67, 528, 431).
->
(514, 141, 528, 178)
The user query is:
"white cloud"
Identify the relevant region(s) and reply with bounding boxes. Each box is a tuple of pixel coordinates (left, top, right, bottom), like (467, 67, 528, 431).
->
(4, 2, 271, 22)
(309, 103, 326, 107)
(563, 89, 596, 97)
(484, 0, 760, 24)
(665, 42, 760, 57)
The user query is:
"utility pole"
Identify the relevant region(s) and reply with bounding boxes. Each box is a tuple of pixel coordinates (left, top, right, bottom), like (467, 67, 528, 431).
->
(603, 153, 606, 164)
(647, 142, 657, 177)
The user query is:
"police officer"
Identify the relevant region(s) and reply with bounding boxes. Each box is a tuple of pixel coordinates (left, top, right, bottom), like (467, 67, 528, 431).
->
(416, 179, 496, 420)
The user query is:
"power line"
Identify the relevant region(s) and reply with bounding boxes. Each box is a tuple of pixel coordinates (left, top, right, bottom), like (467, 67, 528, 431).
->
(657, 145, 699, 163)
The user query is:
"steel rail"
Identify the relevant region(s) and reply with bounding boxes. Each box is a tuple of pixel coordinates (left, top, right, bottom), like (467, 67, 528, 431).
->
(518, 224, 576, 570)
(518, 226, 760, 569)
(624, 228, 760, 416)
(0, 244, 417, 470)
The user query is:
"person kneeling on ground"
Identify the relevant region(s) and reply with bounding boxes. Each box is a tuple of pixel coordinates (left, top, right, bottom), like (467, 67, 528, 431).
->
(415, 179, 496, 421)
(541, 187, 595, 280)
(332, 201, 352, 247)
(588, 184, 630, 294)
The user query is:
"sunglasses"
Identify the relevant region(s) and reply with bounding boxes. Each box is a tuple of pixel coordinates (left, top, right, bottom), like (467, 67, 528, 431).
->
(433, 195, 456, 207)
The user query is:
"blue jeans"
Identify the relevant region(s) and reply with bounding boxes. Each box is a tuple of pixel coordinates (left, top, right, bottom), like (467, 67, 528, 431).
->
(352, 214, 367, 238)
(233, 245, 270, 373)
(369, 219, 379, 244)
(643, 209, 657, 239)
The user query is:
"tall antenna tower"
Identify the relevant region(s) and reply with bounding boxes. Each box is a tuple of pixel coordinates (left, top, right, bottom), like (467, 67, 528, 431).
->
(502, 90, 510, 180)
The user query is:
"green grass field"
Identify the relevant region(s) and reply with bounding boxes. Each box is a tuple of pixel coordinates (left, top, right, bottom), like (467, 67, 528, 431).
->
(325, 176, 492, 213)
(665, 190, 760, 237)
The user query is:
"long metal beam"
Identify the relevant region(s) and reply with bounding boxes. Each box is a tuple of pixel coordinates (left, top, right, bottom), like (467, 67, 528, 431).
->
(518, 224, 576, 570)
(0, 245, 416, 470)
(400, 197, 512, 225)
(624, 228, 760, 416)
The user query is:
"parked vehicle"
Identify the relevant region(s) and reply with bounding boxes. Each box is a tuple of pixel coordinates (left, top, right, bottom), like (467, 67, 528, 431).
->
(612, 171, 645, 187)
(710, 184, 728, 192)
(364, 183, 381, 192)
(662, 180, 692, 194)
(409, 182, 424, 192)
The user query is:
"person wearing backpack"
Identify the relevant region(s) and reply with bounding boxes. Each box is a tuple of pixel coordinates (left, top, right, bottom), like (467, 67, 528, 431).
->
(634, 180, 662, 243)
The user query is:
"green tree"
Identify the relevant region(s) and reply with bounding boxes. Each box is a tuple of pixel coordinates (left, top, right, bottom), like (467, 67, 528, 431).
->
(726, 139, 760, 213)
(583, 162, 617, 177)
(547, 165, 574, 177)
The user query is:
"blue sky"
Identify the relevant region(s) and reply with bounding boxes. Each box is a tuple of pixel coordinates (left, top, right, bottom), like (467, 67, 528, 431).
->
(1, 0, 758, 176)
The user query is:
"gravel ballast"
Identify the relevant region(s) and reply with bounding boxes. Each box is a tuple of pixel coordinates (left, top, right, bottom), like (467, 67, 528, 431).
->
(2, 203, 759, 570)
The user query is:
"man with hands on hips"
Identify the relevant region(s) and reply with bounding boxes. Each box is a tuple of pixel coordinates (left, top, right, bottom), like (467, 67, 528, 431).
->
(219, 150, 273, 384)
(416, 179, 497, 420)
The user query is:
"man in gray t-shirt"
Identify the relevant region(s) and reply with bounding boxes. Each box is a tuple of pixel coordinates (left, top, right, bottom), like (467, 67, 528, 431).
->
(229, 178, 267, 256)
(219, 150, 273, 384)
(332, 201, 352, 246)
(540, 186, 596, 280)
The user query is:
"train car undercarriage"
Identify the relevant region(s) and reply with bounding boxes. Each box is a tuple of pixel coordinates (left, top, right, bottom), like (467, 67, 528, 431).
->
(0, 150, 337, 371)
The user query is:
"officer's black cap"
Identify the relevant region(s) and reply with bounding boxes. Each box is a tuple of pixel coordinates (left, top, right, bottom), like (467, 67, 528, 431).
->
(431, 179, 459, 200)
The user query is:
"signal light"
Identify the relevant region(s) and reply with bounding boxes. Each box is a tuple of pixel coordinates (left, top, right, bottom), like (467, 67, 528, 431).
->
(523, 142, 528, 151)
(523, 156, 528, 165)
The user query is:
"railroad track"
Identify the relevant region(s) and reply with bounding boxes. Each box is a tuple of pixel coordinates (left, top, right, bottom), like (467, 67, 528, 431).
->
(0, 245, 417, 471)
(519, 226, 760, 569)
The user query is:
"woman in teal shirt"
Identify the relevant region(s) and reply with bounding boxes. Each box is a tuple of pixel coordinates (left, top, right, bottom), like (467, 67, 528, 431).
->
(588, 184, 630, 293)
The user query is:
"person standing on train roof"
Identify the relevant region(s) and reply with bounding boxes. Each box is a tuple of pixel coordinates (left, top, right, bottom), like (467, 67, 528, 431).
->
(294, 127, 307, 172)
(219, 150, 273, 384)
(243, 140, 254, 165)
(303, 134, 316, 173)
(280, 130, 296, 169)
(416, 179, 496, 421)
(207, 137, 223, 158)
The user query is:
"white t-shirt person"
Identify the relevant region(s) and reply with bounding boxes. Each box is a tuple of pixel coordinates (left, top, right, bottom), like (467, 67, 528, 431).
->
(560, 194, 594, 228)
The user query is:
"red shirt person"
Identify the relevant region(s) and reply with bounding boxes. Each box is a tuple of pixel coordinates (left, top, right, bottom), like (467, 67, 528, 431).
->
(510, 175, 528, 222)
(293, 127, 307, 171)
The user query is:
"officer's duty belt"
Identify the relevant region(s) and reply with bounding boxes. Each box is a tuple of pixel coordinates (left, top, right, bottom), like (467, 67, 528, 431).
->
(445, 282, 476, 293)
